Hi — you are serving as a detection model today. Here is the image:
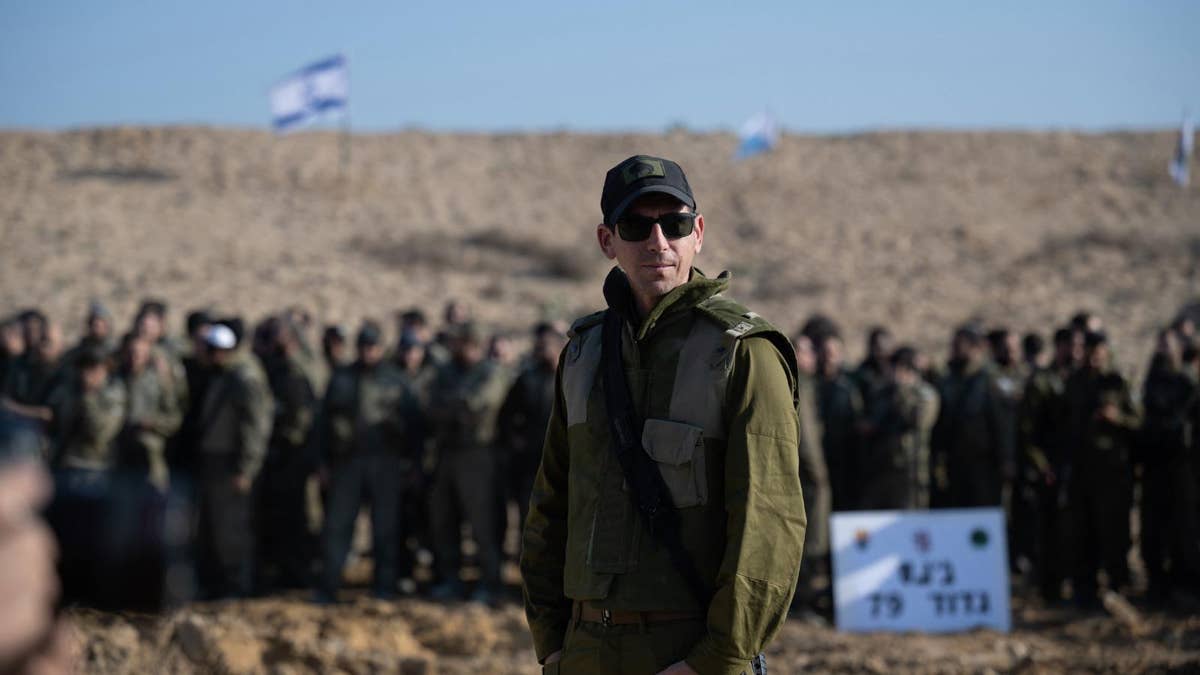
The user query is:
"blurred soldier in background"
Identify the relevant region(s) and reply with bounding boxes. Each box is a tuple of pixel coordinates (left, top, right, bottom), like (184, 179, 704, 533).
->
(813, 326, 863, 512)
(930, 325, 1013, 508)
(257, 317, 318, 592)
(853, 326, 894, 415)
(321, 325, 349, 373)
(17, 309, 49, 353)
(315, 321, 423, 602)
(397, 308, 448, 367)
(496, 322, 565, 559)
(1019, 327, 1081, 602)
(987, 327, 1031, 571)
(193, 323, 273, 599)
(3, 320, 65, 419)
(1022, 332, 1047, 372)
(1065, 331, 1139, 605)
(792, 332, 830, 618)
(44, 346, 126, 605)
(1139, 328, 1200, 603)
(61, 302, 116, 372)
(427, 322, 509, 603)
(858, 346, 933, 510)
(115, 332, 182, 493)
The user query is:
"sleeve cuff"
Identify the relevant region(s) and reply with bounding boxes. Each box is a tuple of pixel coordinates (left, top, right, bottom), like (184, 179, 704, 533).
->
(685, 638, 752, 675)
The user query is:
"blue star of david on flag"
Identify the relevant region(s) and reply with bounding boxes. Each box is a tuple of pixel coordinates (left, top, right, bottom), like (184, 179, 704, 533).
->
(270, 54, 349, 133)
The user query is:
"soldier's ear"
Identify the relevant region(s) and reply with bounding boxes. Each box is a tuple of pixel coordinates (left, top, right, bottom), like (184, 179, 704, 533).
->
(596, 224, 618, 260)
(692, 214, 705, 254)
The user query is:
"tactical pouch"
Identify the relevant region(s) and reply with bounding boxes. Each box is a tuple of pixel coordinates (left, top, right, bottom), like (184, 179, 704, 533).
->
(641, 419, 707, 507)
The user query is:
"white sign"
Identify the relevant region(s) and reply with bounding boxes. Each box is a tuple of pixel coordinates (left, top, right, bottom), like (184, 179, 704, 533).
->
(830, 508, 1011, 633)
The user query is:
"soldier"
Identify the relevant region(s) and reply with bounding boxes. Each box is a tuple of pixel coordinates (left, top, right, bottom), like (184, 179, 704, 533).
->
(43, 345, 126, 605)
(115, 332, 182, 493)
(987, 327, 1031, 570)
(134, 300, 189, 431)
(853, 326, 894, 414)
(1022, 332, 1046, 373)
(521, 155, 804, 674)
(858, 347, 936, 510)
(321, 324, 349, 372)
(497, 322, 565, 559)
(427, 322, 510, 603)
(315, 321, 422, 602)
(814, 327, 864, 512)
(193, 323, 273, 599)
(61, 301, 117, 371)
(792, 332, 830, 618)
(1064, 331, 1139, 604)
(1019, 327, 1081, 602)
(257, 318, 319, 591)
(930, 325, 1013, 508)
(397, 308, 448, 367)
(1139, 328, 1200, 602)
(2, 322, 66, 426)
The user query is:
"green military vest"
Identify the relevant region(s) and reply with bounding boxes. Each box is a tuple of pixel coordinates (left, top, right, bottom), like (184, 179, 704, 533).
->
(558, 271, 797, 607)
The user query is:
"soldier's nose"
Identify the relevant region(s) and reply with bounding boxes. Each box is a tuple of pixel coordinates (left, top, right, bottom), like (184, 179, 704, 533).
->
(644, 224, 669, 250)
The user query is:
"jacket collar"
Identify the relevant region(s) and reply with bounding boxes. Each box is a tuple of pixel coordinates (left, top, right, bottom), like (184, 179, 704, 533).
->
(602, 266, 730, 341)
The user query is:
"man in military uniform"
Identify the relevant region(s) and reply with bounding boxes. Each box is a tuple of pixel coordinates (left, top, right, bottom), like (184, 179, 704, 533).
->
(43, 346, 126, 605)
(61, 301, 117, 372)
(521, 155, 805, 674)
(256, 318, 319, 592)
(814, 328, 863, 512)
(427, 322, 510, 603)
(315, 321, 422, 602)
(2, 321, 66, 423)
(193, 323, 274, 599)
(115, 332, 182, 493)
(791, 332, 830, 617)
(930, 325, 1013, 508)
(1064, 332, 1140, 604)
(497, 322, 566, 559)
(1138, 328, 1200, 602)
(858, 347, 938, 510)
(1018, 327, 1080, 602)
(852, 326, 894, 415)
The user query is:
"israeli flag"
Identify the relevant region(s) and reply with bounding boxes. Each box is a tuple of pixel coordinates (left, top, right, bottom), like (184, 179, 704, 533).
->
(270, 55, 349, 133)
(734, 112, 779, 160)
(1169, 112, 1194, 187)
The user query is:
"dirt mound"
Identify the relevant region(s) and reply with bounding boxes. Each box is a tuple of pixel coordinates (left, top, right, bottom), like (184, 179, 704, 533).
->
(68, 594, 1200, 674)
(2, 127, 1197, 374)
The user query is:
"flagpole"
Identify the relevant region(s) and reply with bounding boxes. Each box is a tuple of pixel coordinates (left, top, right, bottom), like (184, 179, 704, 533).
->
(339, 109, 351, 181)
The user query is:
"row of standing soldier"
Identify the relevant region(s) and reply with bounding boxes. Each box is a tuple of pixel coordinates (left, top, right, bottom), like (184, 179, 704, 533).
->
(4, 300, 1198, 610)
(793, 309, 1200, 615)
(0, 300, 564, 607)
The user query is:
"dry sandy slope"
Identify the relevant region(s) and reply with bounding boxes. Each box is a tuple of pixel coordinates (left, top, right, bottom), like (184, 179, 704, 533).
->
(2, 127, 1198, 372)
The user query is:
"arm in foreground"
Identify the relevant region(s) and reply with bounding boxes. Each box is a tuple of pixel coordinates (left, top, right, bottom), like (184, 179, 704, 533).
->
(687, 337, 806, 675)
(519, 352, 572, 664)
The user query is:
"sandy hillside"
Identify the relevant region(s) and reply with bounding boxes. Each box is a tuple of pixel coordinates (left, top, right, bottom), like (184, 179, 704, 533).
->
(2, 127, 1198, 372)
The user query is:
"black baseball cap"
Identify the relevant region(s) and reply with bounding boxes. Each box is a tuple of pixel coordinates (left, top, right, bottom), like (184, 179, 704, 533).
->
(601, 155, 696, 225)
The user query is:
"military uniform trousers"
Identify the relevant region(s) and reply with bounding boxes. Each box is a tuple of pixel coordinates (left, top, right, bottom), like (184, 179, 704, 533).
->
(1141, 456, 1200, 595)
(429, 445, 501, 589)
(546, 615, 709, 675)
(196, 455, 255, 598)
(256, 443, 315, 590)
(320, 451, 403, 598)
(1068, 464, 1132, 600)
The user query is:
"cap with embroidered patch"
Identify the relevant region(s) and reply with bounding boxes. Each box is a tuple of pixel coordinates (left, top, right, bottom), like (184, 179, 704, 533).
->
(600, 155, 696, 225)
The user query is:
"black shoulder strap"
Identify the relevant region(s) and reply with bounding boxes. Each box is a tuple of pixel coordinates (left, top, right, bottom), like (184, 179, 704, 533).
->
(600, 309, 710, 606)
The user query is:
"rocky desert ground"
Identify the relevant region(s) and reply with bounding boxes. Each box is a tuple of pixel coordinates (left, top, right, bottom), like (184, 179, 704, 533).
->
(3, 126, 1200, 673)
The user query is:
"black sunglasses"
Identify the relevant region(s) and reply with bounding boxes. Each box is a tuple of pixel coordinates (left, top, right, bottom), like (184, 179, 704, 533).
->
(613, 212, 698, 242)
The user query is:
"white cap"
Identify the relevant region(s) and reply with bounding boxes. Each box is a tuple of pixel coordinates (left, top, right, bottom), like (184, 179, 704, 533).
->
(204, 323, 237, 350)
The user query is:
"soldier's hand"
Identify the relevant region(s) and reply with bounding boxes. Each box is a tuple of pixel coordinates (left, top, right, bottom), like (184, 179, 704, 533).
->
(544, 650, 562, 665)
(0, 461, 65, 674)
(1096, 403, 1120, 424)
(657, 661, 699, 675)
(316, 467, 330, 488)
(231, 474, 252, 494)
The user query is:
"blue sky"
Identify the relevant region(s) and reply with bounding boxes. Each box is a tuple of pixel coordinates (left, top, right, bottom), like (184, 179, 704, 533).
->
(0, 1, 1196, 132)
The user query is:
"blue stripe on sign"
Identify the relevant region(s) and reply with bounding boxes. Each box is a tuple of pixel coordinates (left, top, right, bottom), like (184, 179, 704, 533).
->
(310, 97, 347, 112)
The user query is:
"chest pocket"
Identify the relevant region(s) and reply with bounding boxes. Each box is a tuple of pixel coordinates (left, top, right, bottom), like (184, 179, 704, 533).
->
(641, 418, 707, 508)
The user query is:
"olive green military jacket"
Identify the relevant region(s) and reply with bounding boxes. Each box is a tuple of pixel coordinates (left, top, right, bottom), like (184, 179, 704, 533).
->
(197, 352, 275, 480)
(426, 358, 510, 452)
(48, 379, 126, 471)
(317, 361, 422, 462)
(521, 268, 805, 675)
